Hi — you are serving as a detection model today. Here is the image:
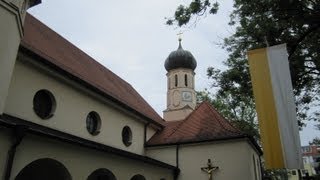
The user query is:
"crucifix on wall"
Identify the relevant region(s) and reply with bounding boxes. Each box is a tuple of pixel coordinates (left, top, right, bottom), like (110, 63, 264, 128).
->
(201, 159, 219, 180)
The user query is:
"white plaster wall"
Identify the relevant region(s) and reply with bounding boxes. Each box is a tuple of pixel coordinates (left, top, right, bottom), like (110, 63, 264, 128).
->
(167, 69, 195, 90)
(10, 134, 174, 180)
(146, 126, 156, 141)
(146, 146, 177, 166)
(166, 68, 196, 110)
(0, 2, 21, 114)
(4, 59, 157, 155)
(0, 128, 11, 178)
(178, 140, 259, 180)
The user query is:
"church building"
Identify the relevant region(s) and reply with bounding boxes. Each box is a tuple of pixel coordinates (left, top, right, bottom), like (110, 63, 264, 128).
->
(0, 1, 262, 179)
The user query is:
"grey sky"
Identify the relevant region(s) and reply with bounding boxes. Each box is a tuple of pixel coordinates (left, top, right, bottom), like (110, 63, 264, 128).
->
(28, 0, 318, 145)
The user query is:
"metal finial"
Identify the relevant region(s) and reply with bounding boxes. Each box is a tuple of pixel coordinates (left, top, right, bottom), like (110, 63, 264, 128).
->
(177, 32, 183, 49)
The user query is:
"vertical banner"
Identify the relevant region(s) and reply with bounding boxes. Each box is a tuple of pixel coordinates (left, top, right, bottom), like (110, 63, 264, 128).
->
(248, 44, 302, 169)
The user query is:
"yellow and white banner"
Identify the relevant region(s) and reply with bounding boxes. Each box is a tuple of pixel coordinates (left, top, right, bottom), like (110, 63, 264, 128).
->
(248, 44, 302, 169)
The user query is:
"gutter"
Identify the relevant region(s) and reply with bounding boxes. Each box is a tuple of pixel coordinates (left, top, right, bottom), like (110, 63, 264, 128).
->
(3, 125, 28, 180)
(146, 134, 263, 156)
(0, 114, 178, 171)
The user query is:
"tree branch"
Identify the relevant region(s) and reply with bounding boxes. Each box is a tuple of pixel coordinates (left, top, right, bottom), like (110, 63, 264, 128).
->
(288, 25, 320, 58)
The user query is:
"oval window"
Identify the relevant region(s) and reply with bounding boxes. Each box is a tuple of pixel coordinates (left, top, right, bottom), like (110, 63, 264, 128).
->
(86, 111, 101, 135)
(33, 89, 56, 119)
(122, 126, 132, 147)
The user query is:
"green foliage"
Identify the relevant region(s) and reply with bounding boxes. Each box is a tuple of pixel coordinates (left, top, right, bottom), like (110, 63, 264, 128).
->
(168, 0, 320, 126)
(263, 169, 289, 180)
(166, 0, 219, 26)
(309, 137, 320, 145)
(310, 125, 320, 145)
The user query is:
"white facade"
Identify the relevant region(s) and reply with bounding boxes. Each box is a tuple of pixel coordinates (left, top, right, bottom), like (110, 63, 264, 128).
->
(147, 140, 262, 180)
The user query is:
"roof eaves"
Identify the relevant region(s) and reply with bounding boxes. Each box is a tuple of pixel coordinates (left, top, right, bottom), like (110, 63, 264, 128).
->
(0, 114, 175, 170)
(146, 134, 249, 147)
(246, 136, 263, 155)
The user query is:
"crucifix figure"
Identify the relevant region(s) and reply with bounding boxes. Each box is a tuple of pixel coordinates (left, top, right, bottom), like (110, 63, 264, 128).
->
(201, 159, 219, 180)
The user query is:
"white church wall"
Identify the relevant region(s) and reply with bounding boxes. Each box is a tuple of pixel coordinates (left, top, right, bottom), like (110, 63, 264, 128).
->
(4, 58, 154, 155)
(9, 134, 174, 180)
(146, 146, 177, 166)
(166, 68, 196, 111)
(178, 140, 258, 180)
(0, 2, 21, 114)
(146, 126, 157, 141)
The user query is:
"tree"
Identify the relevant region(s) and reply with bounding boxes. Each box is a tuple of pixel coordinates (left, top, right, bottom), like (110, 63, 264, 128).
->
(167, 0, 320, 126)
(309, 137, 320, 145)
(309, 125, 320, 145)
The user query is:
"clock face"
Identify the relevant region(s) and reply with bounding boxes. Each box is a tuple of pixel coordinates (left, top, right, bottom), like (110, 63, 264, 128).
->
(182, 91, 192, 102)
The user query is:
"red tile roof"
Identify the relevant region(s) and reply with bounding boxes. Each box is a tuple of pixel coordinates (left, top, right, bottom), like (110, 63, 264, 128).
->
(21, 14, 164, 127)
(147, 101, 245, 146)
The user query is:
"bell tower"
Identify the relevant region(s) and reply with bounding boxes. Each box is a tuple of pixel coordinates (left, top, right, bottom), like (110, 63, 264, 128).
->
(0, 0, 41, 114)
(163, 38, 197, 121)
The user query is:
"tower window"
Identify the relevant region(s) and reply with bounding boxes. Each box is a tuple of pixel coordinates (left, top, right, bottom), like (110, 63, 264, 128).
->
(86, 111, 101, 135)
(175, 74, 178, 87)
(185, 74, 188, 87)
(33, 89, 56, 119)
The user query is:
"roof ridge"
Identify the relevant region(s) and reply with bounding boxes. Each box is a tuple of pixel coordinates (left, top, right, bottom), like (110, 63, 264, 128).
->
(166, 101, 207, 138)
(205, 102, 242, 134)
(165, 120, 185, 139)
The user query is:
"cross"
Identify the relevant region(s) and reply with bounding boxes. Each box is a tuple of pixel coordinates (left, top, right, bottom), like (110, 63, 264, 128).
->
(177, 31, 183, 42)
(201, 159, 219, 180)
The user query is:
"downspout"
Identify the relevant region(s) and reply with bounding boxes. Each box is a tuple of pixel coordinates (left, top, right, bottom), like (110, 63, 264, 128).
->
(258, 156, 263, 180)
(4, 125, 28, 180)
(144, 122, 150, 144)
(174, 144, 180, 180)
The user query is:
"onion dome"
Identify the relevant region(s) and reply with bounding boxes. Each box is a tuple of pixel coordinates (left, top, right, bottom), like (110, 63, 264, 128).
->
(164, 39, 197, 72)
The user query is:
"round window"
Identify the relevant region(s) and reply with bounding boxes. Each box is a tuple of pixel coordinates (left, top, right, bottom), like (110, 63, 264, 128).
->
(33, 89, 56, 119)
(122, 126, 132, 147)
(86, 111, 101, 135)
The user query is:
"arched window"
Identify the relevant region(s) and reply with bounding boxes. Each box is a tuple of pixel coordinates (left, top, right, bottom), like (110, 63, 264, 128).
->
(184, 74, 188, 87)
(87, 168, 117, 180)
(174, 74, 178, 87)
(15, 158, 72, 180)
(131, 174, 146, 180)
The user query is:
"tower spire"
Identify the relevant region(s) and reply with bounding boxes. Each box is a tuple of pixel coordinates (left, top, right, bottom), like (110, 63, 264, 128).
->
(163, 36, 197, 121)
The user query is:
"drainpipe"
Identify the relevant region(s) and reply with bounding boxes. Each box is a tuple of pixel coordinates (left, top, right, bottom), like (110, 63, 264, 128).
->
(173, 168, 180, 180)
(4, 125, 28, 180)
(143, 122, 150, 144)
(174, 144, 180, 180)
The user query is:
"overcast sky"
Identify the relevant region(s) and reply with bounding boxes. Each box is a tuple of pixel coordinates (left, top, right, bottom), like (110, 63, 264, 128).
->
(28, 0, 318, 145)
